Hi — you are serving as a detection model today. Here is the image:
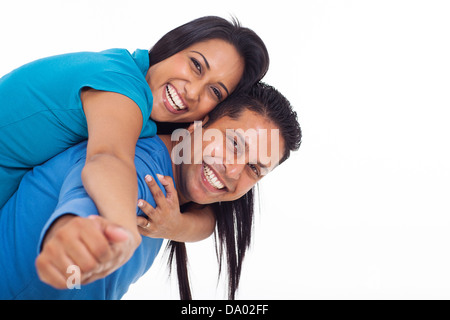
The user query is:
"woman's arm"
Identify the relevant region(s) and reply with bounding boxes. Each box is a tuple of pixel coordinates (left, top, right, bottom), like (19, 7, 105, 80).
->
(136, 174, 216, 242)
(81, 89, 143, 247)
(36, 159, 136, 288)
(81, 89, 215, 244)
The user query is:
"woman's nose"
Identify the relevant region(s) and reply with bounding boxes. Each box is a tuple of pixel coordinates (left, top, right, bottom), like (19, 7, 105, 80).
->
(184, 81, 202, 103)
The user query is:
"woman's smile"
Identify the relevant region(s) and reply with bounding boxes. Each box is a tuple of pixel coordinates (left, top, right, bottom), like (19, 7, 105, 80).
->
(163, 83, 188, 114)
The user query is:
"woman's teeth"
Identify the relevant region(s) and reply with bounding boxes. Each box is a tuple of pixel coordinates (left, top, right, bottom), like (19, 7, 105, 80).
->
(203, 164, 225, 190)
(166, 84, 187, 111)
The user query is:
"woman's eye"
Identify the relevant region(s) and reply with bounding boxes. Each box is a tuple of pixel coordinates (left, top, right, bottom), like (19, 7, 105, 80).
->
(212, 87, 222, 100)
(191, 58, 202, 73)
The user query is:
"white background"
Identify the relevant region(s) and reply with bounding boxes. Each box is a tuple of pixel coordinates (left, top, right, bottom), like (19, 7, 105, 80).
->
(1, 0, 450, 299)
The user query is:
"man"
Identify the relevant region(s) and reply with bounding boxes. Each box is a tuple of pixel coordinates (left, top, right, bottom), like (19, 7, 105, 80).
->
(0, 83, 301, 299)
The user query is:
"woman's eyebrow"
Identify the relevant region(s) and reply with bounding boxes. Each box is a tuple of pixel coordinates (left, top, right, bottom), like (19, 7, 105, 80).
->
(218, 83, 230, 96)
(191, 51, 210, 69)
(191, 50, 230, 96)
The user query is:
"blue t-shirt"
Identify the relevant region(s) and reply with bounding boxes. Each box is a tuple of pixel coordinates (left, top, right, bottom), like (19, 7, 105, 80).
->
(0, 49, 156, 208)
(0, 136, 171, 300)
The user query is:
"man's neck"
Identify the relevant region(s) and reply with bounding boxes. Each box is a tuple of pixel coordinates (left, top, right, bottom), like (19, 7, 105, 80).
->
(157, 134, 189, 205)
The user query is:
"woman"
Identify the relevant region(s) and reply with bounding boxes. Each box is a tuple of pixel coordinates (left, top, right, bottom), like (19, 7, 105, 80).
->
(0, 16, 269, 247)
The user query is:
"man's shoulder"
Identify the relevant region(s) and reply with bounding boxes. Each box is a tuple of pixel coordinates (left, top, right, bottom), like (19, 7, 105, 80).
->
(136, 136, 167, 153)
(135, 136, 172, 174)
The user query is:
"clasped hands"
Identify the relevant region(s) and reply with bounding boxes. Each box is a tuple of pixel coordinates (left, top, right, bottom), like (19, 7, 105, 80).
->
(36, 174, 179, 289)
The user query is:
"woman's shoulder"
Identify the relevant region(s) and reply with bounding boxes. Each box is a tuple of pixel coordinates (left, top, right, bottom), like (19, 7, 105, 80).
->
(30, 48, 147, 76)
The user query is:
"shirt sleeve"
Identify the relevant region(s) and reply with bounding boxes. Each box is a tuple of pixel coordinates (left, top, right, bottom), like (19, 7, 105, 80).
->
(37, 161, 99, 253)
(81, 70, 154, 135)
(73, 49, 155, 137)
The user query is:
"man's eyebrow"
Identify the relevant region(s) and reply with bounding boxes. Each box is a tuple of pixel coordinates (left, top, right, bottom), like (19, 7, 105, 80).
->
(235, 131, 270, 171)
(191, 50, 230, 96)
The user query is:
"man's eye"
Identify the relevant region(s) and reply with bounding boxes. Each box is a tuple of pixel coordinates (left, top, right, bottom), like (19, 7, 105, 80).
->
(226, 137, 240, 154)
(232, 138, 240, 153)
(248, 164, 260, 177)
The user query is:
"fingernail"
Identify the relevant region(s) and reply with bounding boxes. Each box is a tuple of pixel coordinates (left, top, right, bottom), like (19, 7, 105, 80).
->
(156, 174, 164, 180)
(137, 200, 143, 207)
(145, 175, 152, 182)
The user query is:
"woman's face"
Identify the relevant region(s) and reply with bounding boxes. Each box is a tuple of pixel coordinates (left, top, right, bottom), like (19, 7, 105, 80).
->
(146, 39, 244, 123)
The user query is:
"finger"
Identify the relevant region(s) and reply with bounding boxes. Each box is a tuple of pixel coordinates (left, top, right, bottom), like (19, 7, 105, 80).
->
(66, 236, 102, 277)
(78, 220, 114, 268)
(137, 199, 156, 218)
(144, 174, 166, 203)
(38, 218, 94, 288)
(156, 174, 176, 199)
(137, 216, 153, 237)
(35, 251, 73, 289)
(82, 269, 112, 285)
(88, 215, 129, 244)
(137, 216, 151, 229)
(104, 225, 130, 244)
(43, 228, 87, 277)
(36, 256, 69, 289)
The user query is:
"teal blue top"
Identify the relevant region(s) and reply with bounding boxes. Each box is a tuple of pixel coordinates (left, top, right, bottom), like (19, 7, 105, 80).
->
(0, 49, 156, 208)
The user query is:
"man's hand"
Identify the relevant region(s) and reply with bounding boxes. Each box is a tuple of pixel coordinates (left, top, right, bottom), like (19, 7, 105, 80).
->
(36, 214, 140, 289)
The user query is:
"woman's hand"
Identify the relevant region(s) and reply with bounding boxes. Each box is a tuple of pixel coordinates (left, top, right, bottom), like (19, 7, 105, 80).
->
(36, 214, 135, 289)
(137, 174, 183, 241)
(137, 174, 216, 242)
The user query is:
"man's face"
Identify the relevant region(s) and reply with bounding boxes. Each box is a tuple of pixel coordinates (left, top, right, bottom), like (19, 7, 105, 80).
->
(173, 109, 285, 205)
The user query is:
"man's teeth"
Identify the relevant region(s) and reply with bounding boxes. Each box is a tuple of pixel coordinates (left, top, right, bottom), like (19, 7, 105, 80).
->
(203, 164, 225, 190)
(166, 85, 187, 111)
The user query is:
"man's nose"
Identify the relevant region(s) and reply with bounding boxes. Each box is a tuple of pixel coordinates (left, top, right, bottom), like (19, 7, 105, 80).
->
(224, 162, 245, 180)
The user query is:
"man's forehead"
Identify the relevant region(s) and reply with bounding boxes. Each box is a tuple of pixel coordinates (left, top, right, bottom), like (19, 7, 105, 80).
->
(208, 110, 267, 128)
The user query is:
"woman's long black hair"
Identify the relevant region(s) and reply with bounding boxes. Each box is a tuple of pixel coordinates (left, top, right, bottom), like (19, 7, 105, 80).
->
(166, 83, 302, 300)
(151, 16, 271, 137)
(149, 16, 269, 95)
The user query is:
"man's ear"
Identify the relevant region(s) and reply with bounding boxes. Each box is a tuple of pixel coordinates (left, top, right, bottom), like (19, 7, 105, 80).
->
(201, 115, 210, 126)
(187, 115, 210, 133)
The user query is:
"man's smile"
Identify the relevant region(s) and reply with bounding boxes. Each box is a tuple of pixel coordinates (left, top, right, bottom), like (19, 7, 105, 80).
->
(201, 162, 227, 193)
